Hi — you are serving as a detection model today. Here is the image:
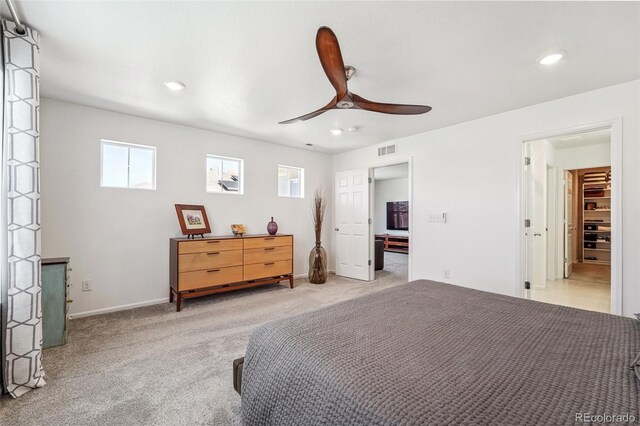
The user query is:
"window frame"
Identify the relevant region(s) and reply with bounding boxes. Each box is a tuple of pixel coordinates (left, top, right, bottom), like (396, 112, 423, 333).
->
(206, 154, 244, 195)
(100, 139, 157, 190)
(277, 164, 305, 198)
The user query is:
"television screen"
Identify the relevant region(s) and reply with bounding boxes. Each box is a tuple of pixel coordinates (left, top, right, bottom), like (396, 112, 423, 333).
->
(387, 201, 409, 231)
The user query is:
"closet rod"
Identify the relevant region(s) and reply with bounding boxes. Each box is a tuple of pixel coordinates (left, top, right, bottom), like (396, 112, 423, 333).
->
(5, 0, 26, 35)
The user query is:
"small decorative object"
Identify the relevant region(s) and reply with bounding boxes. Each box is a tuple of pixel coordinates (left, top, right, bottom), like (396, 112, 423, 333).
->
(267, 217, 278, 235)
(585, 202, 597, 210)
(175, 204, 211, 238)
(308, 188, 328, 284)
(231, 224, 246, 237)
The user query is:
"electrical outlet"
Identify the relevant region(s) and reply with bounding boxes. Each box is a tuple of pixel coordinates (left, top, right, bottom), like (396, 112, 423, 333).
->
(443, 269, 450, 279)
(81, 280, 92, 292)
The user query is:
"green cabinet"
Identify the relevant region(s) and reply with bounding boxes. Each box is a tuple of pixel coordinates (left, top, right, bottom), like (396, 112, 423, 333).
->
(42, 257, 70, 349)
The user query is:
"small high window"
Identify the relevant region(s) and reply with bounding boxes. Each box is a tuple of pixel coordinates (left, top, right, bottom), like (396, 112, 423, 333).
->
(100, 140, 156, 190)
(278, 165, 304, 198)
(207, 155, 243, 194)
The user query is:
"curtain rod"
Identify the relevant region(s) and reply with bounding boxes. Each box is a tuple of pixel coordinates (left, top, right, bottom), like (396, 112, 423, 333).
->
(5, 0, 26, 34)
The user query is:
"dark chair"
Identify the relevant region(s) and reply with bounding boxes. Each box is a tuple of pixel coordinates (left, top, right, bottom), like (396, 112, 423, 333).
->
(375, 240, 384, 271)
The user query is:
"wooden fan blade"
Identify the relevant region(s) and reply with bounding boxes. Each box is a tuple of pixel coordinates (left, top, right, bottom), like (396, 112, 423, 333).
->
(279, 98, 337, 124)
(316, 27, 348, 100)
(352, 94, 432, 115)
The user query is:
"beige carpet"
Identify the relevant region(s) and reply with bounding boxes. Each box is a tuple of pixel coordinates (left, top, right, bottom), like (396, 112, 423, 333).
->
(0, 254, 408, 425)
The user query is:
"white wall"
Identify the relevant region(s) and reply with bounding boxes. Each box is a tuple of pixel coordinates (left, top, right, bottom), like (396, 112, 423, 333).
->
(554, 143, 611, 170)
(374, 178, 409, 235)
(333, 80, 639, 317)
(40, 99, 333, 316)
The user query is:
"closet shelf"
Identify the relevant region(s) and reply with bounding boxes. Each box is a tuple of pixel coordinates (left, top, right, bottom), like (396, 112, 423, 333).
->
(581, 168, 612, 265)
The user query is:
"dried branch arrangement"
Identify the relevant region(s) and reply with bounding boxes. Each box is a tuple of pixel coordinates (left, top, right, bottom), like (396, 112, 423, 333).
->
(311, 188, 327, 242)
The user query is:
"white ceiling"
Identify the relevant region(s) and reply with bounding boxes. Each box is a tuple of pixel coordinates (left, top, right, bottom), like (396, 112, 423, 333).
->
(8, 1, 639, 153)
(547, 128, 611, 150)
(374, 163, 408, 181)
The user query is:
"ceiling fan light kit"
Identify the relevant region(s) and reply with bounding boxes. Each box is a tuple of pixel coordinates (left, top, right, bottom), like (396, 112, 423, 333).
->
(279, 27, 431, 124)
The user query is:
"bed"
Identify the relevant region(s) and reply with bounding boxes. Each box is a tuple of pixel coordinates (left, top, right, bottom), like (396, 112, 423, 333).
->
(239, 280, 640, 425)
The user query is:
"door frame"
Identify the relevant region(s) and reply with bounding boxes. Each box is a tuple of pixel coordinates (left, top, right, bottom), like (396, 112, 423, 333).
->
(563, 170, 575, 279)
(367, 156, 414, 281)
(516, 118, 623, 315)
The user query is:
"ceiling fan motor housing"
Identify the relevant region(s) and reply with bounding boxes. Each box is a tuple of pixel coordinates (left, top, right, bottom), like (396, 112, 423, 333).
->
(337, 99, 355, 109)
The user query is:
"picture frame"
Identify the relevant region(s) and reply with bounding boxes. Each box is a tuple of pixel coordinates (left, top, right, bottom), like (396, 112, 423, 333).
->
(175, 204, 211, 237)
(585, 202, 597, 211)
(231, 224, 246, 236)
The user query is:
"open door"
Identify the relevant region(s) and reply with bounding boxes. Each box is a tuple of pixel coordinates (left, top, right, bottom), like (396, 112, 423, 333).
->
(335, 169, 371, 281)
(564, 170, 574, 278)
(524, 142, 546, 289)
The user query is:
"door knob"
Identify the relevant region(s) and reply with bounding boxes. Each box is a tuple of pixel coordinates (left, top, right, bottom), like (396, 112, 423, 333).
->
(334, 228, 339, 231)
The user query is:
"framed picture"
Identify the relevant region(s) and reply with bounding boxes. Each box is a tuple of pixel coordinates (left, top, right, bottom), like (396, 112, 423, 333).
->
(585, 202, 597, 211)
(175, 204, 211, 237)
(231, 224, 245, 236)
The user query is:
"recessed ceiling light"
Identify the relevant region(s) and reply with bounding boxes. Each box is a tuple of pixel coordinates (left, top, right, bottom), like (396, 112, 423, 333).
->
(330, 128, 343, 136)
(348, 126, 360, 133)
(164, 79, 186, 91)
(539, 52, 564, 65)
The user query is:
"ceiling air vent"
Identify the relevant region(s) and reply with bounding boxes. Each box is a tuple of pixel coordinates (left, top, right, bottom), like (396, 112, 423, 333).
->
(378, 144, 397, 157)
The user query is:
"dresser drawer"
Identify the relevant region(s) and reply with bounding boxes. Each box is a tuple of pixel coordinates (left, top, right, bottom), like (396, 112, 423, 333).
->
(178, 238, 243, 254)
(179, 250, 243, 272)
(178, 266, 243, 291)
(244, 260, 292, 281)
(244, 246, 292, 265)
(244, 236, 292, 249)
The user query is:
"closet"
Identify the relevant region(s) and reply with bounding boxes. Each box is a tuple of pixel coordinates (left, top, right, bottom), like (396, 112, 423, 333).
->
(578, 167, 611, 265)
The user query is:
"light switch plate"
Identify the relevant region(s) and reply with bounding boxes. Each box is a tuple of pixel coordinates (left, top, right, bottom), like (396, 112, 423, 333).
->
(428, 213, 447, 223)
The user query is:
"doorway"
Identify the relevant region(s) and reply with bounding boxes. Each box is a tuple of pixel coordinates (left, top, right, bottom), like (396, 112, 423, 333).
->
(372, 164, 410, 282)
(334, 160, 412, 283)
(523, 128, 614, 313)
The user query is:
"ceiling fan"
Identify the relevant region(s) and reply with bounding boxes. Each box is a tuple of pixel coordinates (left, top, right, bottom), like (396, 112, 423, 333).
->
(279, 26, 432, 124)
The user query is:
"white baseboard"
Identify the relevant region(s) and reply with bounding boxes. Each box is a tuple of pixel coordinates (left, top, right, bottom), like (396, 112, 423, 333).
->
(69, 271, 339, 319)
(68, 297, 169, 319)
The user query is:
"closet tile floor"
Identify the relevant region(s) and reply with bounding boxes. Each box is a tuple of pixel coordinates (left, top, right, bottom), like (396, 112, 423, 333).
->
(529, 263, 611, 313)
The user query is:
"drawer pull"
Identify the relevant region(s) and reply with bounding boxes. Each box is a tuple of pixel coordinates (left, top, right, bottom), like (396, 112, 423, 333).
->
(207, 252, 220, 255)
(264, 262, 275, 266)
(207, 241, 221, 244)
(264, 247, 275, 251)
(264, 237, 275, 240)
(207, 269, 220, 273)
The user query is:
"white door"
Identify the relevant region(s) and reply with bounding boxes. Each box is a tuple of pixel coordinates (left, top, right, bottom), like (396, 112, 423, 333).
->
(525, 142, 546, 289)
(564, 170, 574, 277)
(335, 169, 371, 281)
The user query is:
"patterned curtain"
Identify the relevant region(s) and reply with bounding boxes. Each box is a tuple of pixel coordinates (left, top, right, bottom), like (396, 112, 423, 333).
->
(0, 20, 44, 398)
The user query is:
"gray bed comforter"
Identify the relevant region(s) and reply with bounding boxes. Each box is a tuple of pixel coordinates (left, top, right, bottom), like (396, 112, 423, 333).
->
(241, 280, 640, 425)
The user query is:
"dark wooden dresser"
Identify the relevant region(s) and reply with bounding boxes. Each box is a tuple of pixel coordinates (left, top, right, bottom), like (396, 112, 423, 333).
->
(169, 234, 294, 311)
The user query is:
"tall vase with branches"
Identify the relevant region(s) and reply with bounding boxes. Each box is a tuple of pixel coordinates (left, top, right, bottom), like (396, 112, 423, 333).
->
(308, 188, 328, 284)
